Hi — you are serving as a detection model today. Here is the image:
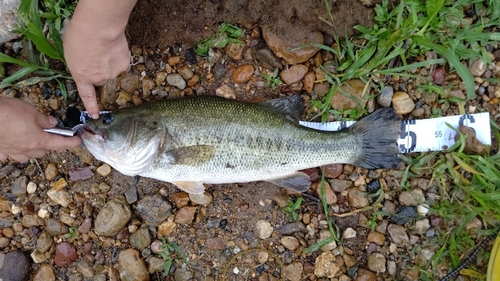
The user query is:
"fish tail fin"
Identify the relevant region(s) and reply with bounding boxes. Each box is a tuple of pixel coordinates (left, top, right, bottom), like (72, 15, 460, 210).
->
(349, 108, 401, 169)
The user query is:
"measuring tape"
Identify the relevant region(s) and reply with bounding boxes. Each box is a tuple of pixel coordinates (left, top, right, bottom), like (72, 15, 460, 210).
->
(300, 112, 491, 153)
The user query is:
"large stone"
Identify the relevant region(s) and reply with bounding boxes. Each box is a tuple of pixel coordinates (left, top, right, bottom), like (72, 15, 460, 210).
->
(136, 194, 172, 227)
(54, 242, 78, 267)
(118, 249, 150, 281)
(280, 64, 309, 85)
(94, 195, 131, 236)
(0, 250, 31, 281)
(330, 79, 369, 110)
(262, 25, 323, 64)
(314, 252, 340, 278)
(232, 64, 254, 84)
(33, 263, 55, 281)
(392, 91, 415, 114)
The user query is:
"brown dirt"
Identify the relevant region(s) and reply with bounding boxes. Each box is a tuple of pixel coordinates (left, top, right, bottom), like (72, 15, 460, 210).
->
(127, 0, 383, 48)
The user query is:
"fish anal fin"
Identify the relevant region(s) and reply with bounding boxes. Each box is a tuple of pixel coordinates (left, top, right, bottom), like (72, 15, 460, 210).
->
(267, 171, 311, 193)
(173, 181, 206, 194)
(261, 95, 304, 122)
(169, 145, 214, 166)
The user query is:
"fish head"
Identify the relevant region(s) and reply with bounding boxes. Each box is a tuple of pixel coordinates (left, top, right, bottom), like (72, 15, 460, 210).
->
(78, 110, 168, 176)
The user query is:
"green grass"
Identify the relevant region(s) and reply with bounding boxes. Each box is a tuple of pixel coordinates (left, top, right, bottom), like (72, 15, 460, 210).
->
(195, 22, 245, 56)
(282, 197, 303, 222)
(159, 237, 188, 276)
(262, 68, 283, 90)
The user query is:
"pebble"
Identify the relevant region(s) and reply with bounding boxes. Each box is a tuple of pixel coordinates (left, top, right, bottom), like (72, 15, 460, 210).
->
(166, 73, 186, 89)
(225, 42, 245, 60)
(189, 192, 213, 206)
(392, 91, 415, 114)
(155, 71, 168, 86)
(348, 188, 369, 208)
(275, 222, 307, 235)
(398, 188, 425, 206)
(158, 221, 176, 236)
(119, 74, 140, 93)
(52, 178, 67, 191)
(213, 63, 226, 81)
(116, 91, 131, 106)
(314, 252, 340, 278)
(205, 237, 225, 250)
(319, 230, 337, 251)
(324, 164, 343, 179)
(94, 195, 132, 236)
(232, 64, 254, 83)
(45, 163, 58, 181)
(36, 232, 53, 253)
(77, 260, 94, 278)
(280, 236, 300, 251)
(355, 268, 377, 281)
(78, 217, 92, 234)
(262, 25, 323, 64)
(390, 206, 418, 225)
(417, 203, 430, 216)
(387, 224, 409, 244)
(256, 220, 273, 239)
(367, 253, 386, 273)
(174, 206, 197, 224)
(96, 164, 112, 176)
(303, 72, 315, 93)
(0, 199, 10, 212)
(54, 242, 78, 267)
(33, 263, 56, 281)
(171, 192, 190, 208)
(168, 56, 181, 66)
(215, 85, 236, 99)
(414, 219, 431, 235)
(136, 194, 172, 227)
(314, 181, 336, 204)
(330, 179, 352, 192)
(283, 262, 303, 281)
(367, 231, 385, 245)
(280, 64, 308, 85)
(174, 268, 193, 281)
(46, 218, 68, 236)
(0, 251, 31, 281)
(142, 77, 156, 93)
(469, 59, 486, 76)
(69, 167, 94, 181)
(147, 256, 165, 273)
(411, 107, 424, 117)
(330, 79, 368, 110)
(47, 189, 70, 207)
(12, 176, 27, 197)
(118, 249, 150, 281)
(130, 227, 151, 251)
(0, 237, 9, 248)
(343, 227, 357, 239)
(188, 75, 199, 87)
(255, 47, 283, 71)
(27, 181, 37, 194)
(177, 65, 194, 80)
(377, 86, 394, 107)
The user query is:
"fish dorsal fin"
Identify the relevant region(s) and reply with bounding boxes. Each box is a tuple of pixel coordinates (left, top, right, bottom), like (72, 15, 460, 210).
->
(267, 171, 311, 193)
(261, 95, 304, 122)
(168, 145, 215, 166)
(173, 181, 205, 194)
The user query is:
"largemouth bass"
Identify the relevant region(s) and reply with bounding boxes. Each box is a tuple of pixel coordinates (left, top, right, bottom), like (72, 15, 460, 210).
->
(79, 95, 401, 194)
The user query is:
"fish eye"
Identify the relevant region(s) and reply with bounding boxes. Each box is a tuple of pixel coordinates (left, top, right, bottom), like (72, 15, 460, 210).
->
(102, 113, 114, 125)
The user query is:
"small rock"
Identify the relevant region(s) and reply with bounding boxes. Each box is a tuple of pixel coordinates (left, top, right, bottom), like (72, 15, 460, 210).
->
(171, 192, 190, 208)
(52, 178, 67, 191)
(303, 72, 315, 93)
(280, 64, 308, 85)
(414, 219, 431, 234)
(348, 188, 369, 208)
(27, 181, 37, 194)
(136, 194, 172, 227)
(319, 230, 337, 251)
(343, 227, 357, 239)
(47, 189, 70, 207)
(187, 75, 199, 87)
(280, 236, 300, 251)
(256, 220, 273, 239)
(147, 256, 165, 274)
(174, 268, 193, 281)
(469, 59, 486, 76)
(367, 253, 386, 273)
(367, 231, 385, 245)
(46, 218, 68, 236)
(78, 217, 92, 234)
(177, 65, 194, 80)
(205, 237, 225, 250)
(0, 251, 31, 281)
(96, 164, 112, 176)
(77, 260, 94, 278)
(232, 64, 254, 84)
(0, 237, 10, 248)
(189, 192, 213, 206)
(166, 73, 186, 89)
(115, 91, 131, 106)
(124, 185, 138, 204)
(398, 188, 425, 206)
(12, 176, 28, 197)
(387, 224, 409, 244)
(119, 74, 140, 92)
(36, 232, 52, 253)
(54, 242, 78, 267)
(215, 85, 236, 99)
(283, 262, 303, 281)
(377, 86, 394, 107)
(324, 164, 343, 179)
(225, 42, 245, 60)
(314, 252, 340, 278)
(455, 125, 487, 154)
(142, 77, 156, 93)
(94, 195, 132, 236)
(33, 263, 55, 281)
(392, 91, 415, 114)
(118, 249, 150, 281)
(411, 108, 424, 117)
(330, 179, 352, 192)
(69, 167, 94, 181)
(22, 214, 41, 227)
(391, 206, 418, 225)
(355, 268, 377, 281)
(130, 227, 151, 251)
(313, 181, 336, 204)
(30, 250, 46, 264)
(167, 56, 181, 66)
(155, 71, 168, 86)
(255, 47, 283, 71)
(417, 204, 430, 217)
(45, 163, 58, 181)
(275, 222, 307, 235)
(174, 206, 197, 224)
(330, 79, 369, 110)
(213, 63, 226, 81)
(158, 221, 176, 237)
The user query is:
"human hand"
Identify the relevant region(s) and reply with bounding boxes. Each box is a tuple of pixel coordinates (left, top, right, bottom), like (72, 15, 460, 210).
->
(0, 98, 82, 163)
(63, 19, 131, 119)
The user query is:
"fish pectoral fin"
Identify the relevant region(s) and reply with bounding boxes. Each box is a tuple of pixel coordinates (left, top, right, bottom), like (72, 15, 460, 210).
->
(267, 172, 311, 193)
(173, 181, 206, 194)
(168, 145, 215, 166)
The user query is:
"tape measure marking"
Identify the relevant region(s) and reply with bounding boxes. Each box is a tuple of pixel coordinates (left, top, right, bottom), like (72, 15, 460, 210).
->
(299, 112, 491, 153)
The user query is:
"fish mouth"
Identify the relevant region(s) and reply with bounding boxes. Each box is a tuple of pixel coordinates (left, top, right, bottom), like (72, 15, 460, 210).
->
(77, 125, 105, 141)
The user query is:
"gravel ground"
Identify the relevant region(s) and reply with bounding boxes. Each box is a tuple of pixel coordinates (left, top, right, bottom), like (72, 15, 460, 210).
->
(0, 20, 499, 281)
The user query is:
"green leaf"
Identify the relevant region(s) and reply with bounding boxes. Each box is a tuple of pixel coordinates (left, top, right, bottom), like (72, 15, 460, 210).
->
(0, 53, 36, 67)
(412, 36, 475, 100)
(15, 74, 62, 88)
(0, 66, 38, 88)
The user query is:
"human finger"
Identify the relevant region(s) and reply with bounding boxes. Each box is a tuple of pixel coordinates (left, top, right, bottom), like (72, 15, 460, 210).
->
(31, 149, 47, 159)
(10, 154, 30, 163)
(75, 81, 100, 119)
(0, 153, 7, 162)
(43, 134, 82, 151)
(35, 114, 59, 129)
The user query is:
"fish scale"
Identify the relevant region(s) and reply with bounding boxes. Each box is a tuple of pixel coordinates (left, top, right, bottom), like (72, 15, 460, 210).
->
(79, 95, 400, 194)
